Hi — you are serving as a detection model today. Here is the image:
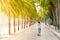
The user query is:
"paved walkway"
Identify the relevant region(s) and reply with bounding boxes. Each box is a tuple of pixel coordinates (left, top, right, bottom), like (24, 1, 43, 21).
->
(0, 22, 59, 40)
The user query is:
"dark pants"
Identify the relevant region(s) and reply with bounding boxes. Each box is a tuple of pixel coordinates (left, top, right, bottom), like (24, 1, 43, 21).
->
(38, 28, 41, 33)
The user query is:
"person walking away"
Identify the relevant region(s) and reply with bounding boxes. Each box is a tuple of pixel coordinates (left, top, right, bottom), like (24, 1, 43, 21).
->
(36, 21, 41, 36)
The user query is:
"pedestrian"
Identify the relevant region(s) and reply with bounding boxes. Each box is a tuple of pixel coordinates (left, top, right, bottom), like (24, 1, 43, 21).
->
(36, 21, 41, 36)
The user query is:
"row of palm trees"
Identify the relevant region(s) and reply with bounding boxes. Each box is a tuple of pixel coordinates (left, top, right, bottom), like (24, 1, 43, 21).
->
(55, 0, 60, 29)
(46, 0, 60, 30)
(0, 0, 39, 36)
(39, 0, 60, 30)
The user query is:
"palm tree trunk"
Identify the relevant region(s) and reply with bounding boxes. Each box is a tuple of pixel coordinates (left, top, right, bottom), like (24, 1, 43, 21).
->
(14, 15, 15, 32)
(56, 7, 58, 27)
(52, 10, 54, 25)
(22, 19, 24, 29)
(57, 0, 60, 29)
(58, 0, 60, 29)
(18, 15, 19, 31)
(9, 13, 10, 34)
(53, 10, 57, 26)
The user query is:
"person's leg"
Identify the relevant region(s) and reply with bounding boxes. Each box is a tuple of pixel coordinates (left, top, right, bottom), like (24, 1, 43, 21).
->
(38, 28, 41, 33)
(37, 28, 41, 36)
(39, 28, 41, 35)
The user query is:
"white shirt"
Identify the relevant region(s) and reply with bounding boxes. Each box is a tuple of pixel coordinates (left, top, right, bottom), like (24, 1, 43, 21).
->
(36, 23, 41, 28)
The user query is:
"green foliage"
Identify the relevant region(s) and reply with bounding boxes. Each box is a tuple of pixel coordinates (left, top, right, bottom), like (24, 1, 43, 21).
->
(1, 0, 57, 22)
(40, 0, 56, 7)
(46, 11, 53, 19)
(39, 0, 56, 20)
(1, 0, 39, 21)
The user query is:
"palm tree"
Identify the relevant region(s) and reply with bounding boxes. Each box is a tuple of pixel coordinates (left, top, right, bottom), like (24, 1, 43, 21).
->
(40, 0, 57, 25)
(1, 0, 11, 34)
(2, 0, 39, 35)
(56, 0, 60, 29)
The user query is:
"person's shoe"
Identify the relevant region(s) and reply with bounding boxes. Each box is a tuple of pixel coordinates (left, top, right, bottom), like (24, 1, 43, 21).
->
(37, 34, 40, 36)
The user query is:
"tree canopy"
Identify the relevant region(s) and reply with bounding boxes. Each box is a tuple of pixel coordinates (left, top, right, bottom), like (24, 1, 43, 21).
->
(0, 0, 39, 21)
(38, 0, 57, 19)
(0, 0, 57, 21)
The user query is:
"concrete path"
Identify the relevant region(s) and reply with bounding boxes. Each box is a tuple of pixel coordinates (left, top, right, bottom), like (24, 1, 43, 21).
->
(0, 22, 59, 40)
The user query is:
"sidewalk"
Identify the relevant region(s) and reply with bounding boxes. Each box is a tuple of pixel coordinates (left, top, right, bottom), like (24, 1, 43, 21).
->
(0, 22, 59, 40)
(46, 23, 60, 39)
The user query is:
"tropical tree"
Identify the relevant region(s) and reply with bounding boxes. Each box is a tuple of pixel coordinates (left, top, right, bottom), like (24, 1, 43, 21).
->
(1, 0, 39, 34)
(39, 0, 56, 24)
